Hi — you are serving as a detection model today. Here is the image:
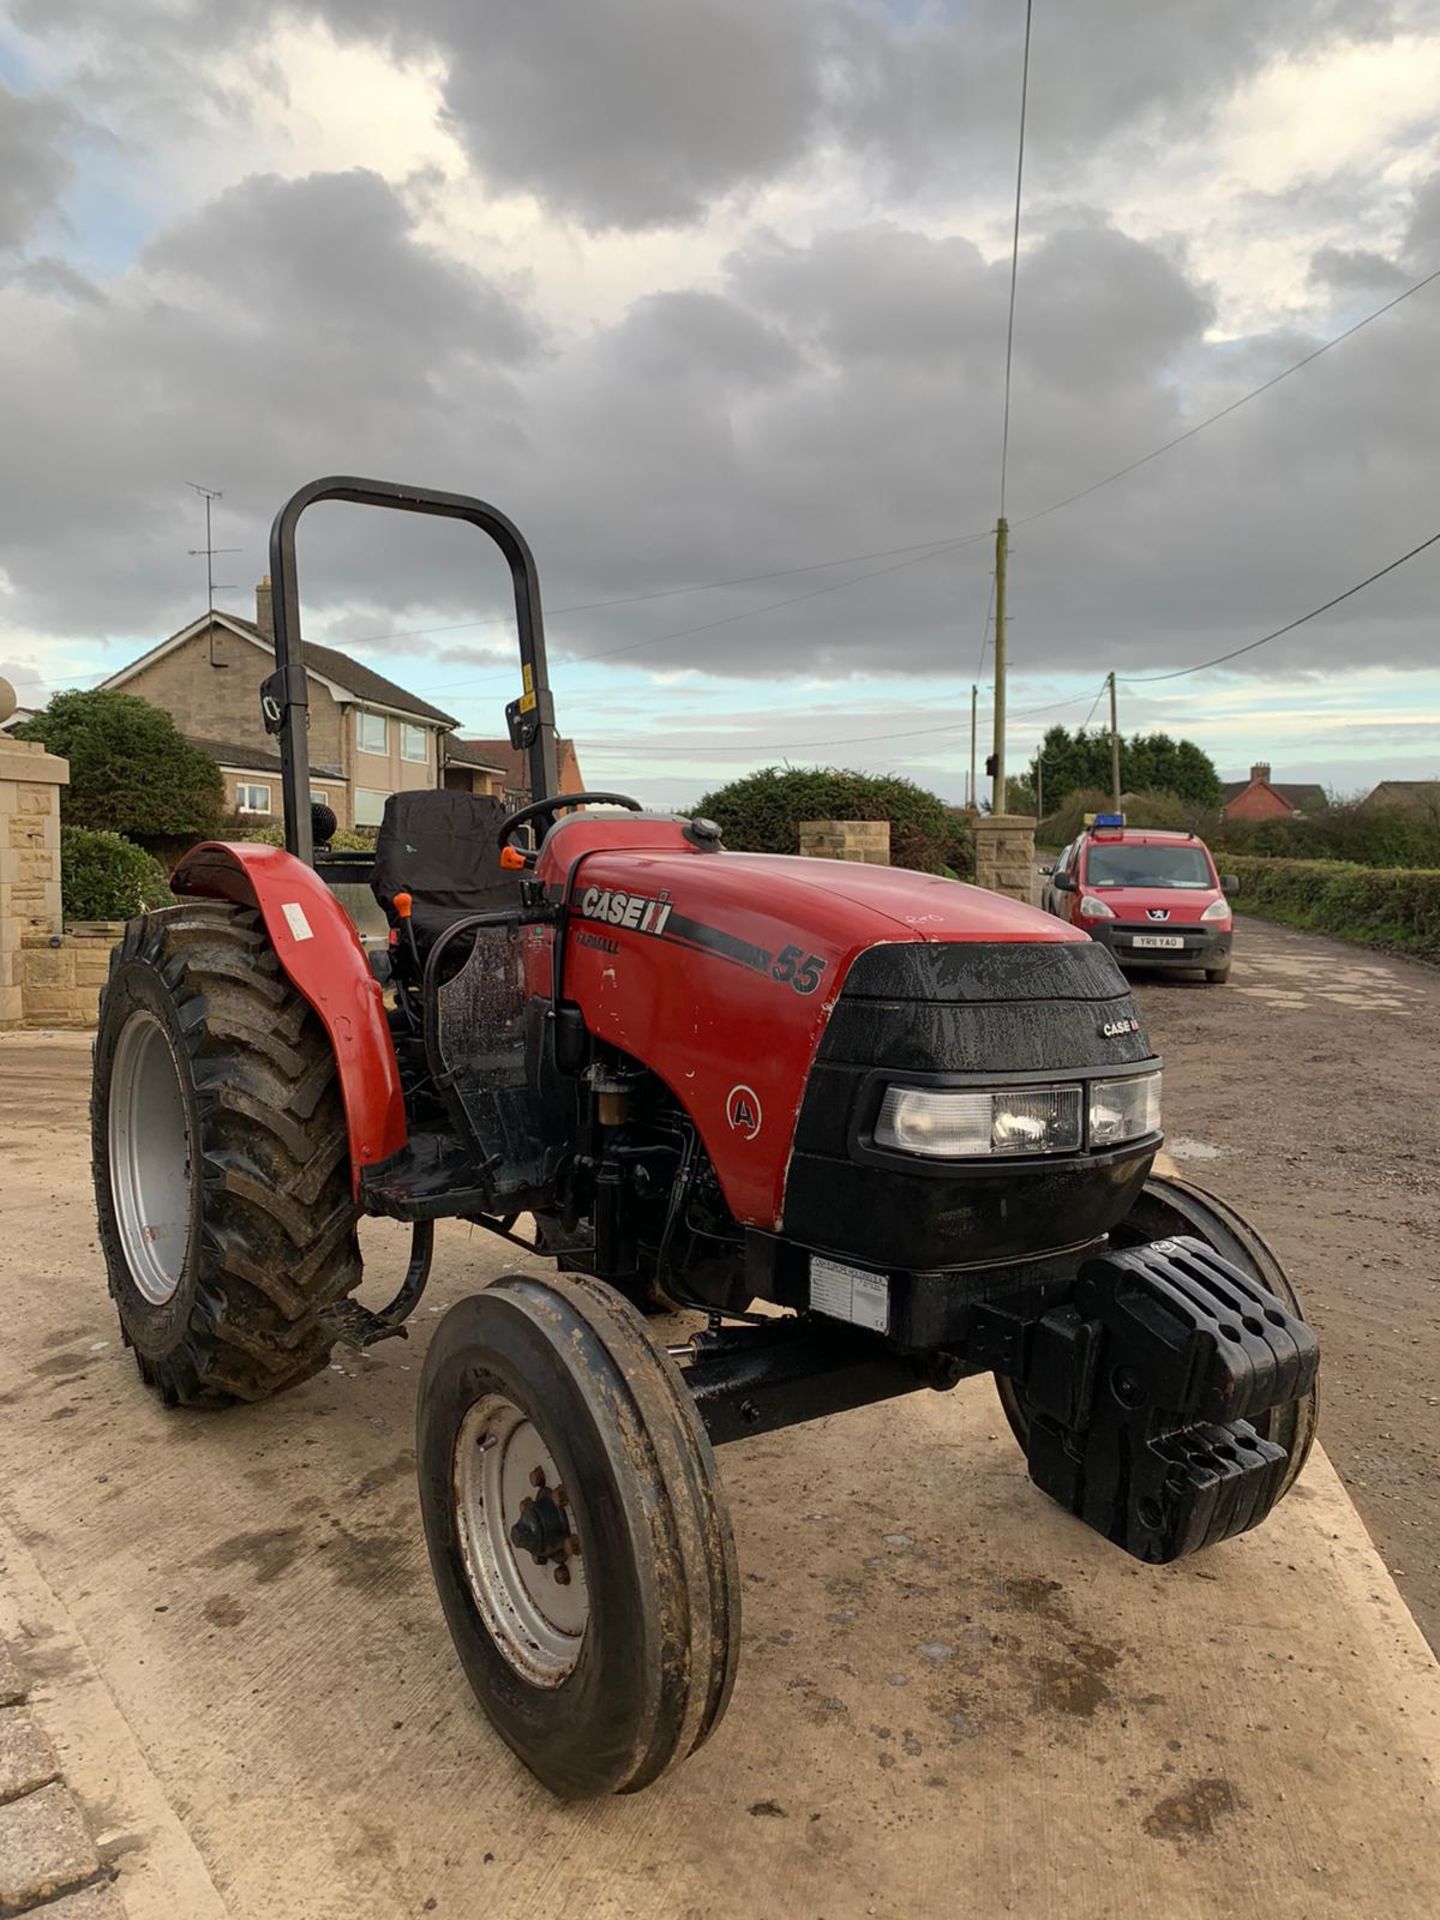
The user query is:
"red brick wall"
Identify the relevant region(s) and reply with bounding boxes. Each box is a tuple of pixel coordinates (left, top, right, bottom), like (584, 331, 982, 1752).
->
(1223, 783, 1296, 822)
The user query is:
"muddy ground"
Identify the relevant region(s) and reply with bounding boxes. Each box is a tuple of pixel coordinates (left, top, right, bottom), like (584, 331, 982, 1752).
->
(1, 912, 1438, 1915)
(1127, 914, 1440, 1651)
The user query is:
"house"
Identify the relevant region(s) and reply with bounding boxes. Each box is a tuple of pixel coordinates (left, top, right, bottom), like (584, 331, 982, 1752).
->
(0, 704, 38, 734)
(443, 736, 585, 809)
(103, 581, 510, 829)
(1359, 780, 1440, 819)
(1220, 762, 1327, 823)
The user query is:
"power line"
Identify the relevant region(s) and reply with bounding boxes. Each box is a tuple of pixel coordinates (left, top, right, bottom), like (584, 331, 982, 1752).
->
(16, 259, 1437, 704)
(998, 0, 1036, 520)
(582, 680, 1108, 758)
(1017, 260, 1440, 529)
(1119, 528, 1440, 684)
(974, 572, 995, 677)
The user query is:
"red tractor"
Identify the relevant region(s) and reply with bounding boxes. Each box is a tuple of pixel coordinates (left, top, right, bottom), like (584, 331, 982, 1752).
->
(91, 479, 1318, 1798)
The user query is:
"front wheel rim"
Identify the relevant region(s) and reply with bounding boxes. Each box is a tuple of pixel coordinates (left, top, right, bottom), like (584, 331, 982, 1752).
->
(453, 1393, 588, 1686)
(108, 1009, 193, 1307)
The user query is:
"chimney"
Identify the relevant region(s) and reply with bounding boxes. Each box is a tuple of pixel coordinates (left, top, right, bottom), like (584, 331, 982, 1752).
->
(256, 576, 274, 642)
(1250, 761, 1271, 786)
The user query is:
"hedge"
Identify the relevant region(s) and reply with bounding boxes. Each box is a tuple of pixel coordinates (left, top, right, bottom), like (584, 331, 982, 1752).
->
(61, 827, 173, 922)
(692, 766, 967, 875)
(1229, 855, 1440, 964)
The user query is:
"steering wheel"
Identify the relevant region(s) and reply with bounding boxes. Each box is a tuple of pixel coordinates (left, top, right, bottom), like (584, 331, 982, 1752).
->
(498, 791, 643, 851)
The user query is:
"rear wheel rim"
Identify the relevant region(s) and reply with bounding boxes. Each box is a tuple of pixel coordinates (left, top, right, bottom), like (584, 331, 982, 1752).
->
(453, 1393, 588, 1686)
(108, 1009, 193, 1307)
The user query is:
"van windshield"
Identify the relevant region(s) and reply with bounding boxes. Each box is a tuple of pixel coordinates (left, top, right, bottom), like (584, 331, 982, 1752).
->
(1085, 843, 1214, 889)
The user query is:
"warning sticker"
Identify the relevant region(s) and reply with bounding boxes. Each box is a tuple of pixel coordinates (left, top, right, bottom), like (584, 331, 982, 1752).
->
(809, 1256, 889, 1334)
(280, 901, 314, 942)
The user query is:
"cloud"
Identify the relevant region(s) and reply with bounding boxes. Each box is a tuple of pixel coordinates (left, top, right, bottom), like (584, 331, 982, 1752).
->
(0, 82, 75, 251)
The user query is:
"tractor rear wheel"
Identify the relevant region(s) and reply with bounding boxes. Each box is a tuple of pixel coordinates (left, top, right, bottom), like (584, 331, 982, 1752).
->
(92, 901, 362, 1405)
(995, 1171, 1317, 1500)
(417, 1272, 740, 1798)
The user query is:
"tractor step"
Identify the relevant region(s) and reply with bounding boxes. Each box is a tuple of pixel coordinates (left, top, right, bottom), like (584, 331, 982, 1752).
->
(360, 1132, 499, 1222)
(324, 1299, 410, 1349)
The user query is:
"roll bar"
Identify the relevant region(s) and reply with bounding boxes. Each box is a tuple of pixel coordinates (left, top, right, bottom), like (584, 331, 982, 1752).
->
(261, 476, 558, 866)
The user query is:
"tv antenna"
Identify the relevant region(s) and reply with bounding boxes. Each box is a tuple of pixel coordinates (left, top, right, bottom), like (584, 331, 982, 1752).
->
(187, 481, 240, 667)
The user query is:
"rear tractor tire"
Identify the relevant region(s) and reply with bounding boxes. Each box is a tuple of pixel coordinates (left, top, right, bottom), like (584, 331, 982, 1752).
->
(91, 901, 363, 1406)
(417, 1271, 740, 1798)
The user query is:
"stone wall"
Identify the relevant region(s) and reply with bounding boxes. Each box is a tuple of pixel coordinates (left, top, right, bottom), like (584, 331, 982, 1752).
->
(20, 924, 123, 1029)
(972, 813, 1036, 902)
(0, 739, 68, 1029)
(798, 820, 891, 865)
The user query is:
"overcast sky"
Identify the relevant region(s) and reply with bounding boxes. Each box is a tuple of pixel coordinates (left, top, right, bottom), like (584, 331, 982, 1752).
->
(1, 0, 1437, 804)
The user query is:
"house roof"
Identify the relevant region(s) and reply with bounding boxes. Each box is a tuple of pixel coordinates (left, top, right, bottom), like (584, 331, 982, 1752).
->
(452, 737, 582, 792)
(1364, 780, 1440, 804)
(1220, 778, 1327, 812)
(105, 611, 460, 729)
(186, 736, 344, 780)
(442, 737, 508, 774)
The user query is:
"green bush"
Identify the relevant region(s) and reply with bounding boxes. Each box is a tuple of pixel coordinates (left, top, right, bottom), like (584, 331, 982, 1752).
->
(1216, 801, 1440, 870)
(1229, 855, 1440, 963)
(235, 821, 378, 852)
(61, 828, 172, 922)
(693, 766, 955, 874)
(16, 689, 224, 842)
(1040, 787, 1216, 846)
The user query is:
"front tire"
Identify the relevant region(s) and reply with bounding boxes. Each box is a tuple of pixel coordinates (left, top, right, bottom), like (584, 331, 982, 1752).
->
(92, 902, 363, 1405)
(417, 1273, 739, 1797)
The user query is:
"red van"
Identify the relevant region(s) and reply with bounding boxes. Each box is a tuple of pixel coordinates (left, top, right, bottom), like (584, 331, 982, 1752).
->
(1044, 817, 1237, 984)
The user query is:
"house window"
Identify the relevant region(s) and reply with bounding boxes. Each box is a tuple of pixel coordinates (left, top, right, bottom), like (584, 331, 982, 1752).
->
(356, 710, 387, 755)
(310, 789, 330, 808)
(354, 788, 390, 828)
(401, 722, 428, 764)
(236, 783, 272, 815)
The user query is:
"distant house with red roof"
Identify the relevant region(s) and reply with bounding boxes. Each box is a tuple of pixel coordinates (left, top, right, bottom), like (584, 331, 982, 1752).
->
(1220, 762, 1327, 823)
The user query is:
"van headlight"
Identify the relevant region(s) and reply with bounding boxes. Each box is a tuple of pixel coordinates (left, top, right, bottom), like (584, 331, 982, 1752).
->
(874, 1070, 1160, 1159)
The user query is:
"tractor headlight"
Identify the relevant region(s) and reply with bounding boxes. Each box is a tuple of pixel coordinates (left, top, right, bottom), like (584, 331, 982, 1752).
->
(1088, 1071, 1162, 1147)
(876, 1084, 1084, 1158)
(874, 1070, 1161, 1159)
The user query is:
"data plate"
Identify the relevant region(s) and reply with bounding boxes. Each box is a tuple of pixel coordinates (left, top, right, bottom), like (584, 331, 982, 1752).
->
(810, 1256, 890, 1333)
(1131, 934, 1185, 950)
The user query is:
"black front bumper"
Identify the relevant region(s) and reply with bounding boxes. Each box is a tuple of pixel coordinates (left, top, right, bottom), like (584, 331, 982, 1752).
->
(1089, 922, 1230, 971)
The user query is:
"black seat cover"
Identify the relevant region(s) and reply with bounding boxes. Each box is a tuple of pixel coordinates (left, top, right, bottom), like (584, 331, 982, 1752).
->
(371, 790, 520, 945)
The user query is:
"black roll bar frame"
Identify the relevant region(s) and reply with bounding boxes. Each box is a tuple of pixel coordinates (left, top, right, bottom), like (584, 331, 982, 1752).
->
(262, 476, 559, 866)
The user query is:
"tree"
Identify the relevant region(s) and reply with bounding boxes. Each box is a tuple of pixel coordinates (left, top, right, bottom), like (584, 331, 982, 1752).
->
(692, 766, 956, 873)
(16, 690, 224, 841)
(1027, 723, 1220, 817)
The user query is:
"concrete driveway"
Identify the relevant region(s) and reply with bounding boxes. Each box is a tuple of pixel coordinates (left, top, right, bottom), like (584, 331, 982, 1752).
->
(2, 1031, 1439, 1919)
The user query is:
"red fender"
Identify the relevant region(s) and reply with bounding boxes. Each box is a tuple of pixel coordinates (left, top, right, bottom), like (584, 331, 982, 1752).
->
(171, 842, 406, 1189)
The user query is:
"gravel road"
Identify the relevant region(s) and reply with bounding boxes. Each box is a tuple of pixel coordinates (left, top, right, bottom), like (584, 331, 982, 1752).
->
(1127, 914, 1440, 1650)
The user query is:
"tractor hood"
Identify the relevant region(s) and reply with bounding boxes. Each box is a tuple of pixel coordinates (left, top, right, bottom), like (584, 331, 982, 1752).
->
(542, 819, 1151, 1239)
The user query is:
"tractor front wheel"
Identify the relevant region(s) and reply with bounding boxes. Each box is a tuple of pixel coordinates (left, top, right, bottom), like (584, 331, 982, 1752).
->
(417, 1272, 740, 1797)
(92, 901, 363, 1405)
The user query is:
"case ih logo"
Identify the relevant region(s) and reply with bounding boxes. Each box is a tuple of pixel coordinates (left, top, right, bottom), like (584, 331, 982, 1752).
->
(726, 1085, 763, 1139)
(577, 887, 674, 936)
(1100, 1016, 1142, 1038)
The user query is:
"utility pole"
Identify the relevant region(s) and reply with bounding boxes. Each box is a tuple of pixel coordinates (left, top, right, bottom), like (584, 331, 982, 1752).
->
(1036, 754, 1044, 823)
(1108, 669, 1122, 813)
(968, 682, 978, 810)
(991, 517, 1008, 812)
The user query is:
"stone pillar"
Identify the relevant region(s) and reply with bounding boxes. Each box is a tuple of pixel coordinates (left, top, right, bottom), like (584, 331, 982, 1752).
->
(798, 820, 891, 865)
(971, 812, 1036, 903)
(0, 736, 69, 1030)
